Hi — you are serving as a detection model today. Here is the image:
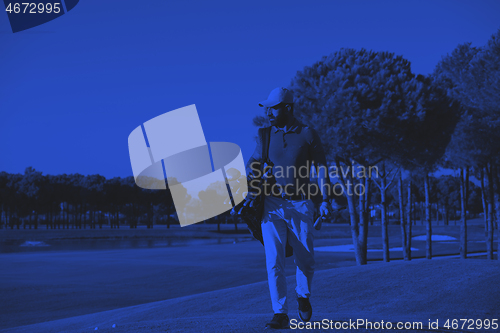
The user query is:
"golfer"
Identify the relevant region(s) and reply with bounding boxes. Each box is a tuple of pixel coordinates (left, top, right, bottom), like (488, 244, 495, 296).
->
(246, 87, 331, 329)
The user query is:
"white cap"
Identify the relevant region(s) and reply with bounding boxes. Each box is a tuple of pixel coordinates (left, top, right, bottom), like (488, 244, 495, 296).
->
(258, 87, 294, 107)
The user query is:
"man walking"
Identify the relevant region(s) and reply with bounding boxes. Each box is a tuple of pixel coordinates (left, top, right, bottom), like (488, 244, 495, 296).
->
(246, 87, 331, 329)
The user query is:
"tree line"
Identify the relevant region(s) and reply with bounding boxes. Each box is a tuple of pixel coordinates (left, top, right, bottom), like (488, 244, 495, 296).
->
(0, 169, 238, 231)
(0, 170, 170, 230)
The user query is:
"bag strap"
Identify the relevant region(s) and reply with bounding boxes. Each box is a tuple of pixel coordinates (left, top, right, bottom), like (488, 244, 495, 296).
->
(261, 126, 272, 163)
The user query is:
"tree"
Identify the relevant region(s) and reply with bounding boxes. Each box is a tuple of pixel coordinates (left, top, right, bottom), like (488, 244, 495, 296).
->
(436, 175, 461, 225)
(435, 39, 500, 259)
(291, 48, 415, 265)
(17, 167, 43, 229)
(401, 74, 460, 259)
(467, 29, 500, 261)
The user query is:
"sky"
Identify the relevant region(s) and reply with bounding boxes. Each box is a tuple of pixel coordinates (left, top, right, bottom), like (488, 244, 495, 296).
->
(1, 0, 500, 179)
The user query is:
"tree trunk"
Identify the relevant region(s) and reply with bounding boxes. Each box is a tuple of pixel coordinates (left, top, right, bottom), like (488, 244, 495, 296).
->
(398, 170, 407, 260)
(10, 209, 14, 229)
(381, 163, 389, 262)
(366, 177, 373, 226)
(406, 174, 412, 261)
(459, 167, 469, 259)
(341, 160, 366, 265)
(71, 204, 74, 229)
(493, 165, 500, 261)
(420, 202, 424, 225)
(347, 186, 364, 265)
(413, 198, 416, 226)
(444, 206, 449, 226)
(64, 202, 68, 228)
(359, 176, 369, 260)
(493, 166, 500, 249)
(6, 207, 10, 229)
(424, 173, 432, 259)
(481, 167, 488, 234)
(83, 203, 87, 229)
(80, 203, 84, 229)
(435, 203, 439, 224)
(486, 163, 495, 260)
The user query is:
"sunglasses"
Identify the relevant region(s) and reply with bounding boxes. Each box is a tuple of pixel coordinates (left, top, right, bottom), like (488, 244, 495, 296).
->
(265, 104, 285, 113)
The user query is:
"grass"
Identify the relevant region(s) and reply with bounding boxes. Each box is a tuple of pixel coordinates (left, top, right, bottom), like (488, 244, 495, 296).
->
(2, 258, 499, 333)
(0, 217, 498, 332)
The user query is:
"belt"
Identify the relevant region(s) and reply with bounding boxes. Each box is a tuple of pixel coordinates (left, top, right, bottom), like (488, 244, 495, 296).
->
(267, 184, 307, 201)
(271, 193, 307, 201)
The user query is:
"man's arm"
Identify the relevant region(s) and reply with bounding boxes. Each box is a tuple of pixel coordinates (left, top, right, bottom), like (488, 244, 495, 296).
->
(306, 127, 331, 229)
(245, 129, 263, 180)
(307, 127, 331, 203)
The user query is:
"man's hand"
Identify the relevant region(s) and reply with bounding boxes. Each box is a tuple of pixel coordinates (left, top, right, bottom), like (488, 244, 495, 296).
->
(319, 201, 330, 217)
(230, 191, 259, 216)
(314, 201, 330, 230)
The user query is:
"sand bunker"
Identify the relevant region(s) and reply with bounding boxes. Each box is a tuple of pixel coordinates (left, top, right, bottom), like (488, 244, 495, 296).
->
(412, 235, 457, 241)
(20, 241, 49, 247)
(315, 245, 419, 252)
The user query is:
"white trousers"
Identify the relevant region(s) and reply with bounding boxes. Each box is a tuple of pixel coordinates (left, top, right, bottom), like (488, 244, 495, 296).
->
(261, 196, 315, 314)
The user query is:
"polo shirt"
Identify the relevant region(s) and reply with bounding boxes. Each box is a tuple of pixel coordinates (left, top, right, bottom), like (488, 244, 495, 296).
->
(246, 117, 330, 198)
